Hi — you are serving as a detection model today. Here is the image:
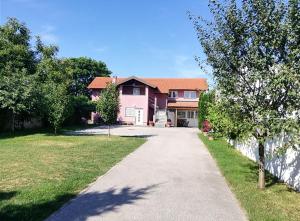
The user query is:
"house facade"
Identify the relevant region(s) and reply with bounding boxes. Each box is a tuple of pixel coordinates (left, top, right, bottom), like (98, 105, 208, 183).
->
(88, 76, 208, 127)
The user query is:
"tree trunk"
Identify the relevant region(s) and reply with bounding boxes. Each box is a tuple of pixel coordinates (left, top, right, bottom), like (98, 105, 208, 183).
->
(258, 141, 265, 189)
(108, 124, 110, 137)
(54, 127, 57, 135)
(11, 110, 15, 134)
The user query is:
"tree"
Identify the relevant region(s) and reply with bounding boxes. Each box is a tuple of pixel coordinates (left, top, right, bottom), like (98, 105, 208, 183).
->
(96, 83, 119, 137)
(63, 57, 111, 97)
(0, 18, 36, 73)
(65, 95, 96, 125)
(44, 81, 71, 134)
(0, 64, 37, 132)
(191, 0, 300, 189)
(62, 57, 110, 125)
(36, 39, 72, 134)
(0, 18, 37, 132)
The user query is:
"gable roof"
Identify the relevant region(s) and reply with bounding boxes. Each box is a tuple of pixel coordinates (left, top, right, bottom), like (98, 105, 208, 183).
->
(87, 76, 208, 93)
(116, 76, 157, 88)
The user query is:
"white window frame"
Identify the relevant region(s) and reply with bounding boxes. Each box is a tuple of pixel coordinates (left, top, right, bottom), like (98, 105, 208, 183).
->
(184, 91, 197, 99)
(177, 110, 186, 119)
(187, 110, 198, 119)
(125, 107, 135, 117)
(169, 91, 178, 98)
(133, 87, 140, 95)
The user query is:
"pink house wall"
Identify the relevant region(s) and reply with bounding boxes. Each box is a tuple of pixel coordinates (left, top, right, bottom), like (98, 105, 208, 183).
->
(118, 86, 149, 125)
(91, 87, 200, 125)
(91, 87, 150, 125)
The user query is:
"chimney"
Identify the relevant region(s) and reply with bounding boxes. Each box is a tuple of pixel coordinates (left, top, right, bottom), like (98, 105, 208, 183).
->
(112, 76, 117, 84)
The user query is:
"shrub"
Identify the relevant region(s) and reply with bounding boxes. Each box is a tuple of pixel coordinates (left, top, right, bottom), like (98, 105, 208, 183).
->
(198, 91, 214, 129)
(65, 95, 96, 125)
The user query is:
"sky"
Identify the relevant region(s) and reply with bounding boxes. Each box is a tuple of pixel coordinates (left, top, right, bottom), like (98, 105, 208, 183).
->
(0, 0, 214, 85)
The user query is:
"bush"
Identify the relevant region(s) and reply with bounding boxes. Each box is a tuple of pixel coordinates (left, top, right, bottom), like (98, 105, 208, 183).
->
(207, 100, 238, 139)
(64, 95, 96, 125)
(198, 91, 214, 130)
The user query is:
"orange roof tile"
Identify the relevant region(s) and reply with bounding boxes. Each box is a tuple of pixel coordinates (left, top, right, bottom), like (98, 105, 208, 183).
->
(87, 76, 208, 93)
(167, 101, 198, 108)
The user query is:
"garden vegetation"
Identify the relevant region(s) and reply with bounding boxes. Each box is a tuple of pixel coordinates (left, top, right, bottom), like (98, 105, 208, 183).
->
(191, 0, 300, 189)
(0, 18, 111, 134)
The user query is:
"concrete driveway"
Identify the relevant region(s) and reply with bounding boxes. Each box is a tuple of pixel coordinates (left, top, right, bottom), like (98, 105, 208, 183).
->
(47, 127, 247, 221)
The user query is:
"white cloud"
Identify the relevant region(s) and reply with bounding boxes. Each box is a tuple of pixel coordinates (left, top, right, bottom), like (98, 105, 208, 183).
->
(39, 25, 58, 44)
(40, 33, 58, 44)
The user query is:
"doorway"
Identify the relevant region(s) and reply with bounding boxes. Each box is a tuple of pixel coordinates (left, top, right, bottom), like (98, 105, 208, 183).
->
(135, 109, 143, 125)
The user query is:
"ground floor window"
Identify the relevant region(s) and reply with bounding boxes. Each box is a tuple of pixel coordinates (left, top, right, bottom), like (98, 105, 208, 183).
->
(177, 110, 198, 119)
(177, 111, 186, 119)
(187, 110, 198, 119)
(125, 107, 135, 117)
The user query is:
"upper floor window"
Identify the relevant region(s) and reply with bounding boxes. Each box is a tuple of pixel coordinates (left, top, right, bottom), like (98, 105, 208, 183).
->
(122, 86, 145, 95)
(184, 91, 197, 99)
(133, 87, 140, 95)
(169, 91, 178, 98)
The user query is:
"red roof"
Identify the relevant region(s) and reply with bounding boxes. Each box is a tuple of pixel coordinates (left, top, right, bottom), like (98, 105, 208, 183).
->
(88, 76, 208, 93)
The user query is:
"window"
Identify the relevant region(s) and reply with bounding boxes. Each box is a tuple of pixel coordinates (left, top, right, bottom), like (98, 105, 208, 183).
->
(125, 107, 135, 117)
(133, 87, 140, 95)
(177, 111, 186, 119)
(169, 91, 178, 98)
(187, 111, 195, 119)
(184, 91, 197, 99)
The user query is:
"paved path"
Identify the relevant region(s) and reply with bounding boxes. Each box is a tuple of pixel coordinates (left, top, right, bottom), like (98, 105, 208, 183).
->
(47, 127, 247, 221)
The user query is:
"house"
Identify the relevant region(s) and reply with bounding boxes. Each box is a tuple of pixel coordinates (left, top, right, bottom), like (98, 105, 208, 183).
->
(87, 76, 208, 127)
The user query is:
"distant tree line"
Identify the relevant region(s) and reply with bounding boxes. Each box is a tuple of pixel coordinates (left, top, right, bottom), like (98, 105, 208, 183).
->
(0, 18, 111, 134)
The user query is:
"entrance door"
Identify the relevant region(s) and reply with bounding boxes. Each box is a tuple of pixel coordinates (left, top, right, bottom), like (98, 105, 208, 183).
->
(135, 109, 143, 125)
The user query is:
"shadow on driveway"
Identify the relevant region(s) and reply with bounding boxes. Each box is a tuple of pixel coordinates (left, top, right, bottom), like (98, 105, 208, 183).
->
(46, 184, 159, 221)
(0, 185, 158, 221)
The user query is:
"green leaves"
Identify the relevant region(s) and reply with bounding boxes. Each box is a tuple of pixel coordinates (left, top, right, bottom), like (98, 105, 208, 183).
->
(0, 18, 38, 119)
(63, 57, 111, 97)
(192, 0, 300, 146)
(43, 80, 71, 134)
(0, 17, 112, 132)
(36, 42, 73, 134)
(96, 83, 119, 125)
(198, 91, 214, 129)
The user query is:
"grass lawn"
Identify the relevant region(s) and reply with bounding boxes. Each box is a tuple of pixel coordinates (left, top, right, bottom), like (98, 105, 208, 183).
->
(199, 134, 300, 221)
(0, 132, 145, 221)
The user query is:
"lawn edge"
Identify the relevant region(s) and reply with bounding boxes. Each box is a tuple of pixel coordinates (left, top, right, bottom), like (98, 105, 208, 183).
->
(45, 137, 147, 220)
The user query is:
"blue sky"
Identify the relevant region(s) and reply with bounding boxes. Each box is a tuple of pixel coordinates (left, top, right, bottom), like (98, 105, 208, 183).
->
(0, 0, 213, 85)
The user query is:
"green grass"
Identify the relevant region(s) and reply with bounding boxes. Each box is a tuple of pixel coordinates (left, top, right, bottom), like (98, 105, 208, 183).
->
(0, 133, 145, 221)
(199, 134, 300, 221)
